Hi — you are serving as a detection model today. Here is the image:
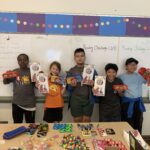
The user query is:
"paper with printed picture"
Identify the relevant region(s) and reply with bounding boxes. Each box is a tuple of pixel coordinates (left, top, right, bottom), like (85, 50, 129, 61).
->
(36, 73, 49, 93)
(30, 62, 42, 82)
(82, 65, 94, 85)
(93, 76, 106, 96)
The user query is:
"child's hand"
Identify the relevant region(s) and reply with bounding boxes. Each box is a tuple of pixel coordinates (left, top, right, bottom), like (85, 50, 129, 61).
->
(61, 87, 66, 95)
(35, 81, 40, 89)
(55, 78, 62, 84)
(147, 77, 150, 86)
(82, 76, 88, 84)
(146, 69, 150, 73)
(70, 79, 77, 87)
(92, 87, 99, 95)
(42, 93, 48, 96)
(32, 74, 37, 82)
(116, 89, 124, 96)
(88, 80, 94, 87)
(39, 71, 44, 74)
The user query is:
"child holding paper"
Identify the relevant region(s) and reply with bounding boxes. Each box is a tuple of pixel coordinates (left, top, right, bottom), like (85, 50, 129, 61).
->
(119, 58, 148, 133)
(95, 63, 124, 122)
(43, 61, 65, 123)
(3, 54, 36, 123)
(67, 48, 97, 122)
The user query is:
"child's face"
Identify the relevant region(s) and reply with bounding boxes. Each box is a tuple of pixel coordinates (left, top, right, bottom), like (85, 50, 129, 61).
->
(50, 65, 60, 76)
(17, 55, 29, 69)
(126, 62, 137, 73)
(74, 52, 85, 66)
(106, 69, 117, 81)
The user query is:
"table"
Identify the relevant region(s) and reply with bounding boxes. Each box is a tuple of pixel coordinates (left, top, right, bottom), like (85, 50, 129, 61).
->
(0, 122, 132, 150)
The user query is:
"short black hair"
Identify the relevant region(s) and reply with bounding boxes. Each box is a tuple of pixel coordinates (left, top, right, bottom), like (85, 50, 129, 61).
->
(17, 53, 29, 61)
(74, 48, 85, 56)
(105, 63, 118, 72)
(125, 58, 138, 65)
(50, 61, 61, 71)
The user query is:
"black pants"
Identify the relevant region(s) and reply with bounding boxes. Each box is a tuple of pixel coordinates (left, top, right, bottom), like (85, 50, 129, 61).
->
(43, 108, 63, 123)
(12, 104, 35, 123)
(121, 101, 143, 133)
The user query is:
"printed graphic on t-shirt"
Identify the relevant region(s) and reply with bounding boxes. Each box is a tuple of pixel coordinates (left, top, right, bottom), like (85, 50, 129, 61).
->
(16, 75, 30, 85)
(49, 84, 59, 96)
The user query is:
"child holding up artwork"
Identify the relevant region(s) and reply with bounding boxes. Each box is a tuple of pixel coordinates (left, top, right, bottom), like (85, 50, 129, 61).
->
(43, 61, 65, 123)
(67, 48, 97, 122)
(3, 54, 36, 123)
(95, 63, 124, 122)
(119, 58, 148, 133)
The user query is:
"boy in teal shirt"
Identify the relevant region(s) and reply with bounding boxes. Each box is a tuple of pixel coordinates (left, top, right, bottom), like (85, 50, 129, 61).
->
(119, 58, 147, 133)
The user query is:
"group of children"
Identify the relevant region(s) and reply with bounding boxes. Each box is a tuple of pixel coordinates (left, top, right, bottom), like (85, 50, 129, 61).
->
(3, 48, 148, 134)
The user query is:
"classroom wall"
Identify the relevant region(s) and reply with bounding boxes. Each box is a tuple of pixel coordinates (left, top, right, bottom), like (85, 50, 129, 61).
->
(0, 0, 149, 17)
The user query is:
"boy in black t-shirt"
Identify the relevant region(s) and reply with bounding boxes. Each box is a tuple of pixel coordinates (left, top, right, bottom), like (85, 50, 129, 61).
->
(98, 63, 124, 122)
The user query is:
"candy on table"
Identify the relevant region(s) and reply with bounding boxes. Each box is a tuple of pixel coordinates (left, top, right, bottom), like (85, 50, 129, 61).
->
(82, 130, 92, 137)
(2, 71, 19, 79)
(53, 123, 73, 133)
(91, 130, 98, 136)
(61, 134, 89, 150)
(21, 137, 52, 150)
(37, 123, 49, 138)
(92, 139, 127, 150)
(8, 147, 22, 150)
(97, 127, 107, 137)
(77, 123, 94, 131)
(77, 124, 95, 137)
(26, 123, 39, 135)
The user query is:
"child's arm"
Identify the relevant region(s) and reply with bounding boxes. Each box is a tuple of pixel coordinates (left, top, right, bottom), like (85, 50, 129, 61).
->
(3, 70, 18, 84)
(92, 87, 99, 96)
(3, 78, 15, 84)
(61, 87, 66, 96)
(115, 78, 125, 97)
(117, 89, 124, 97)
(42, 93, 48, 96)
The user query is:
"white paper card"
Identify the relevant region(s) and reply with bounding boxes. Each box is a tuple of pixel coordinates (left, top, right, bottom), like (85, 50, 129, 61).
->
(93, 76, 106, 96)
(82, 65, 94, 85)
(30, 62, 42, 82)
(36, 73, 49, 93)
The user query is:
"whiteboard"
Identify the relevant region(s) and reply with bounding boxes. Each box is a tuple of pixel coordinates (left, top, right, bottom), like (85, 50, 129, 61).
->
(0, 33, 150, 96)
(118, 37, 150, 74)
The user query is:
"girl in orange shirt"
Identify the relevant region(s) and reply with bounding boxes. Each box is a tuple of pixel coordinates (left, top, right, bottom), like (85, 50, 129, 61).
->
(43, 61, 65, 123)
